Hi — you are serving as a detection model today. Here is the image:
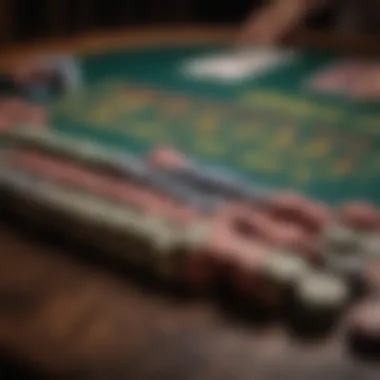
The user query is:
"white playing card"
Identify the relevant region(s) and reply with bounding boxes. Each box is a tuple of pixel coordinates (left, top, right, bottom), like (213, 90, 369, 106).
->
(182, 48, 296, 83)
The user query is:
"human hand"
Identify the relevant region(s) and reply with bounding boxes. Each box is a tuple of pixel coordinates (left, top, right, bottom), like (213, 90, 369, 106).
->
(237, 0, 324, 46)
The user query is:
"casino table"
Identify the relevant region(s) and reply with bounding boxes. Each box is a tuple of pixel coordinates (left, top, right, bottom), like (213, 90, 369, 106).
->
(1, 27, 380, 379)
(5, 27, 380, 205)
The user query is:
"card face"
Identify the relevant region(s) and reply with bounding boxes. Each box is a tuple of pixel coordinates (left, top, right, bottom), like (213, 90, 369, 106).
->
(182, 48, 296, 83)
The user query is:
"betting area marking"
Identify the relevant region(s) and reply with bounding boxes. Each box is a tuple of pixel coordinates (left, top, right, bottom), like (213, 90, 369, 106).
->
(48, 80, 380, 203)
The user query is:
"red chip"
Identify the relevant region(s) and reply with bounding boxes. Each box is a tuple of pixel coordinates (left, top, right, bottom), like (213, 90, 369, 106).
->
(268, 192, 331, 233)
(148, 146, 189, 170)
(12, 151, 66, 182)
(0, 115, 12, 132)
(221, 203, 269, 238)
(230, 241, 279, 304)
(23, 105, 48, 125)
(185, 222, 235, 289)
(364, 260, 380, 293)
(348, 299, 380, 337)
(297, 234, 322, 264)
(167, 204, 199, 225)
(268, 192, 306, 215)
(299, 201, 332, 233)
(227, 206, 306, 248)
(339, 202, 379, 230)
(266, 220, 306, 248)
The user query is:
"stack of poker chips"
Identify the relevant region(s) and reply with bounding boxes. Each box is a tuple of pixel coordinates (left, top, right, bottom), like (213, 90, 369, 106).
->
(2, 126, 380, 354)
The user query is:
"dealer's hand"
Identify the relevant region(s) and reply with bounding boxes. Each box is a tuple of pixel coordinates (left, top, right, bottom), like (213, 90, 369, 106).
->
(237, 0, 325, 46)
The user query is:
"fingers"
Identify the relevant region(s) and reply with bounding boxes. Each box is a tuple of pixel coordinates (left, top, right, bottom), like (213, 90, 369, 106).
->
(237, 1, 310, 47)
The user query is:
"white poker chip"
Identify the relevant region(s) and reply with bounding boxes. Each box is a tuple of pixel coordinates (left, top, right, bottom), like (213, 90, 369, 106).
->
(144, 221, 180, 278)
(320, 225, 359, 254)
(326, 253, 364, 279)
(360, 233, 380, 259)
(105, 206, 139, 233)
(181, 222, 211, 250)
(263, 251, 309, 285)
(296, 273, 349, 309)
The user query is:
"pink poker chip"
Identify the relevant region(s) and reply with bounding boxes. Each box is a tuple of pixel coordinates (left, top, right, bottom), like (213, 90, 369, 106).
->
(170, 205, 200, 226)
(348, 299, 380, 337)
(0, 115, 12, 132)
(339, 202, 379, 230)
(364, 260, 380, 292)
(24, 105, 48, 125)
(148, 146, 189, 170)
(268, 192, 307, 216)
(268, 192, 331, 233)
(230, 241, 272, 300)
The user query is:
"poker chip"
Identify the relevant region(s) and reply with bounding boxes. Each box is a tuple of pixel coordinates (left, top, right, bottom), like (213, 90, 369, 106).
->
(148, 146, 188, 170)
(4, 114, 380, 357)
(232, 208, 305, 249)
(6, 127, 118, 170)
(363, 260, 380, 293)
(184, 222, 232, 290)
(0, 114, 12, 133)
(359, 233, 380, 259)
(250, 250, 311, 310)
(267, 192, 306, 217)
(262, 251, 310, 288)
(326, 254, 365, 296)
(23, 105, 48, 125)
(143, 216, 180, 278)
(268, 193, 330, 233)
(347, 299, 380, 356)
(114, 155, 151, 183)
(340, 202, 379, 231)
(173, 163, 248, 201)
(296, 273, 349, 311)
(320, 224, 360, 256)
(229, 242, 271, 301)
(290, 272, 349, 335)
(181, 222, 212, 250)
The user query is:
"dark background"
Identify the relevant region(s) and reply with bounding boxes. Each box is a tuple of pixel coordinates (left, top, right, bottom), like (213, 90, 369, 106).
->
(0, 0, 260, 45)
(0, 0, 340, 46)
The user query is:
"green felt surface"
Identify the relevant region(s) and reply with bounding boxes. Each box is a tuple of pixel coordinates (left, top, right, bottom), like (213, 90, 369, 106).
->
(44, 44, 380, 204)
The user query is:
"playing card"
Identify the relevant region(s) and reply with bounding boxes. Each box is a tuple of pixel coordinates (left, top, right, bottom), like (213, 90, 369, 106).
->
(182, 48, 296, 83)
